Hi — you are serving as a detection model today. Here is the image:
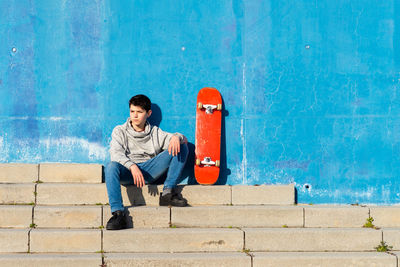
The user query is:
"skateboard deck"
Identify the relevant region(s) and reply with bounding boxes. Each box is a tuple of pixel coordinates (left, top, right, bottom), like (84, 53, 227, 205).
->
(194, 87, 222, 184)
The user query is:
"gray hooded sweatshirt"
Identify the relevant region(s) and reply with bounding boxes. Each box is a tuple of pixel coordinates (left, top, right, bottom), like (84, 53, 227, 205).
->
(109, 118, 184, 169)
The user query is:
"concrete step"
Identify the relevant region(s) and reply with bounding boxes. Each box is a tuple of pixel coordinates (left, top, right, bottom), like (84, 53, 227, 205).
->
(252, 252, 397, 267)
(1, 227, 399, 254)
(370, 206, 400, 228)
(0, 184, 36, 204)
(382, 228, 400, 250)
(2, 203, 399, 231)
(0, 205, 33, 228)
(0, 229, 29, 253)
(36, 183, 108, 205)
(0, 164, 38, 183)
(39, 163, 102, 183)
(244, 228, 382, 252)
(232, 184, 294, 205)
(0, 163, 102, 184)
(30, 229, 101, 253)
(0, 254, 102, 267)
(103, 228, 244, 253)
(171, 205, 303, 228)
(0, 204, 378, 230)
(34, 206, 102, 228)
(0, 252, 396, 267)
(103, 206, 170, 229)
(303, 205, 369, 228)
(34, 183, 294, 206)
(104, 252, 251, 266)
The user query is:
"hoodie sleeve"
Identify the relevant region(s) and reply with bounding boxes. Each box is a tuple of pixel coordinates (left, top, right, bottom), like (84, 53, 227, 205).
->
(109, 126, 135, 169)
(156, 127, 184, 151)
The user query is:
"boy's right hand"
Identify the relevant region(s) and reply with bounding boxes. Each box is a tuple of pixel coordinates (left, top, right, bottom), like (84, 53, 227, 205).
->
(130, 164, 145, 188)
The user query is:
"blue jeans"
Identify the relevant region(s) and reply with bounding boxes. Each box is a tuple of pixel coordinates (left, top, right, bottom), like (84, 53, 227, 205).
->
(105, 143, 188, 212)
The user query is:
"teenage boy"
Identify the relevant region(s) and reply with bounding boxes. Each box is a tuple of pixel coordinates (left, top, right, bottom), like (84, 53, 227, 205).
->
(105, 94, 189, 230)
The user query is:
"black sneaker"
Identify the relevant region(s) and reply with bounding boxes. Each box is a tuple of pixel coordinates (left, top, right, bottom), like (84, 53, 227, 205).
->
(106, 210, 127, 230)
(159, 192, 188, 207)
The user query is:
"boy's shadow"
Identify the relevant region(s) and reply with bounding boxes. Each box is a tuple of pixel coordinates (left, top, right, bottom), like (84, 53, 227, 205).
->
(148, 103, 162, 127)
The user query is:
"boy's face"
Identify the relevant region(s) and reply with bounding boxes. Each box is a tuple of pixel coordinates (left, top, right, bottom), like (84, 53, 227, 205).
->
(130, 105, 152, 130)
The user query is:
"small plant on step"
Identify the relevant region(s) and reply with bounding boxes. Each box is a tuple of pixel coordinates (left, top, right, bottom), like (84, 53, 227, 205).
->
(282, 224, 288, 228)
(375, 241, 393, 252)
(30, 223, 37, 228)
(363, 216, 375, 228)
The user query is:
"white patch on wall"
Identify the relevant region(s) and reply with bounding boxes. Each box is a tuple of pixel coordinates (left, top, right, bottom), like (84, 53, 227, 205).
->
(8, 117, 66, 121)
(41, 137, 107, 161)
(48, 117, 63, 121)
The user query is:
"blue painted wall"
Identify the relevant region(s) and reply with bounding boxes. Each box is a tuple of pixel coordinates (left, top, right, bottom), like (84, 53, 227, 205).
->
(1, 0, 400, 204)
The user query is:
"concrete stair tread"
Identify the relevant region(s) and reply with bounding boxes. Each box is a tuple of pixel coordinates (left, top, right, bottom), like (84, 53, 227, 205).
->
(0, 164, 38, 183)
(170, 205, 303, 228)
(103, 227, 244, 253)
(243, 228, 383, 252)
(33, 183, 294, 206)
(29, 229, 101, 253)
(104, 252, 251, 266)
(0, 253, 102, 267)
(34, 205, 103, 229)
(0, 205, 33, 228)
(3, 204, 400, 230)
(0, 229, 30, 253)
(252, 252, 398, 266)
(0, 252, 397, 267)
(0, 163, 102, 184)
(1, 227, 400, 253)
(39, 163, 102, 183)
(0, 184, 36, 204)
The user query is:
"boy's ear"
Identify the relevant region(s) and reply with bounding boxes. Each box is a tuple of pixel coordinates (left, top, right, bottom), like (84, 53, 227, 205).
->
(147, 110, 152, 117)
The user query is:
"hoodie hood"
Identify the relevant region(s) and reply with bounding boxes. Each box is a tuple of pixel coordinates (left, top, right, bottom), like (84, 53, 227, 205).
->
(125, 118, 152, 138)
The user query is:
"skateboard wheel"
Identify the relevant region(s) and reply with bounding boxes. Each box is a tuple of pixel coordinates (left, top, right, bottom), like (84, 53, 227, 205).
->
(215, 160, 220, 167)
(197, 103, 203, 109)
(217, 104, 222, 110)
(196, 159, 201, 166)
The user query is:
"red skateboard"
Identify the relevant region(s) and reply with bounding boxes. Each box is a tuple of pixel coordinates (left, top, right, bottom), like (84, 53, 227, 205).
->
(194, 87, 222, 184)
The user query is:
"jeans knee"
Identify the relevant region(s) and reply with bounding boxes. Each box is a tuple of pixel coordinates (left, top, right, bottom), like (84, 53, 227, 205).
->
(105, 161, 122, 176)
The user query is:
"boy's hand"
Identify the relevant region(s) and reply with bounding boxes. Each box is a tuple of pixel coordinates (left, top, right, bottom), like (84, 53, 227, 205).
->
(168, 135, 187, 156)
(130, 164, 145, 188)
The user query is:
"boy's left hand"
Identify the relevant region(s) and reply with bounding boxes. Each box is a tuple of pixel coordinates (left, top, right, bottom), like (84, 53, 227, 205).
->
(168, 135, 187, 156)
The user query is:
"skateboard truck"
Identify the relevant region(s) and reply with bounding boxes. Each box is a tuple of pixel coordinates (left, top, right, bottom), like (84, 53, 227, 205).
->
(196, 157, 220, 167)
(197, 103, 222, 114)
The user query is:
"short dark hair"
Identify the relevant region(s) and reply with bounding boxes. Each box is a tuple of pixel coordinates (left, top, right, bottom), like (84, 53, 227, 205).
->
(129, 94, 151, 111)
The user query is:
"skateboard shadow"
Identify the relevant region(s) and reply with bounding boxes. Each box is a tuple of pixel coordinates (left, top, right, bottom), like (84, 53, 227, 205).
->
(215, 97, 229, 185)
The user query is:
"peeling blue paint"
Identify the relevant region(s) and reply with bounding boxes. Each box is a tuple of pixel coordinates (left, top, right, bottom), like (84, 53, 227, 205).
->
(1, 0, 400, 204)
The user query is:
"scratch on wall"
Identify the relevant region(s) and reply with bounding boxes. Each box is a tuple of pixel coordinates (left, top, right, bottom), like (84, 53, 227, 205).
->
(241, 62, 247, 184)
